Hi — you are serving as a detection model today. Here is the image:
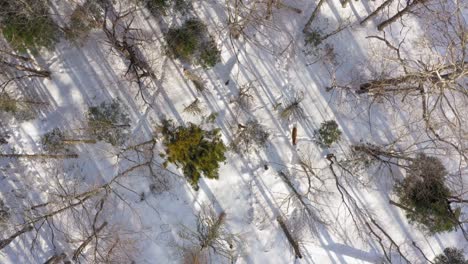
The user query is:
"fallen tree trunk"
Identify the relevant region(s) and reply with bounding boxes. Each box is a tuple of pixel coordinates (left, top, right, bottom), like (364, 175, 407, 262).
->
(277, 216, 303, 259)
(0, 153, 79, 159)
(292, 126, 297, 145)
(303, 0, 327, 32)
(377, 0, 424, 31)
(360, 0, 394, 25)
(0, 225, 33, 250)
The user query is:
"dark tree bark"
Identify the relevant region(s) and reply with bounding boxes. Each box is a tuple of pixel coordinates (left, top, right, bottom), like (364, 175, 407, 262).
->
(377, 0, 426, 31)
(0, 153, 79, 159)
(292, 126, 297, 145)
(277, 216, 303, 259)
(360, 0, 395, 25)
(303, 0, 327, 32)
(0, 225, 33, 250)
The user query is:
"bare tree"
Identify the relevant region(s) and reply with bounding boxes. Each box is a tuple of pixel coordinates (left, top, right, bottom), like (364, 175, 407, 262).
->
(358, 2, 467, 164)
(176, 205, 239, 263)
(101, 1, 160, 104)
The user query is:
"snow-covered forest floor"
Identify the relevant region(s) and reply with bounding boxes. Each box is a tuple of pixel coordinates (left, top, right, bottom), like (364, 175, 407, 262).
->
(0, 0, 466, 263)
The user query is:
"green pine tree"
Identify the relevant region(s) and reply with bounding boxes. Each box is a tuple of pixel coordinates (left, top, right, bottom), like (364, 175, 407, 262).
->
(316, 120, 341, 147)
(434, 247, 467, 264)
(395, 154, 460, 233)
(0, 0, 58, 52)
(161, 120, 226, 190)
(87, 99, 131, 146)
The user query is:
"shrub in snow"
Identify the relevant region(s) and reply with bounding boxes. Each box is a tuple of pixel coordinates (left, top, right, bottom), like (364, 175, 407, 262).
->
(41, 128, 65, 152)
(279, 92, 305, 121)
(64, 0, 102, 42)
(177, 206, 238, 263)
(0, 93, 18, 113)
(146, 0, 170, 11)
(200, 39, 221, 68)
(0, 199, 9, 223)
(0, 0, 58, 52)
(395, 153, 460, 233)
(183, 98, 203, 116)
(230, 120, 269, 154)
(166, 19, 220, 68)
(315, 120, 341, 147)
(145, 0, 189, 15)
(87, 99, 131, 146)
(304, 30, 322, 48)
(433, 247, 467, 264)
(160, 120, 226, 190)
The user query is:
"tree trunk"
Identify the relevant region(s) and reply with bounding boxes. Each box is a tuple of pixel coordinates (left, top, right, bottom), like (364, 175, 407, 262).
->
(360, 0, 394, 25)
(0, 61, 51, 78)
(277, 216, 303, 259)
(0, 153, 79, 159)
(0, 98, 48, 106)
(389, 199, 416, 213)
(303, 0, 327, 33)
(277, 2, 302, 14)
(292, 126, 297, 145)
(0, 225, 33, 250)
(44, 253, 67, 264)
(62, 139, 97, 144)
(72, 222, 108, 261)
(377, 0, 423, 31)
(358, 75, 420, 94)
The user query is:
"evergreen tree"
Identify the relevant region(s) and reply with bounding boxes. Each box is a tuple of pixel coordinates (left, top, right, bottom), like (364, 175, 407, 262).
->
(395, 154, 460, 233)
(87, 99, 131, 146)
(161, 120, 226, 190)
(315, 120, 342, 147)
(0, 0, 58, 52)
(41, 128, 65, 152)
(165, 19, 220, 68)
(434, 247, 467, 264)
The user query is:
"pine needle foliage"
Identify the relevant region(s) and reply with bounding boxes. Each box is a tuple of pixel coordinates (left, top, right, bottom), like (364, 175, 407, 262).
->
(395, 153, 460, 233)
(41, 128, 65, 152)
(87, 99, 131, 146)
(230, 120, 269, 154)
(315, 120, 341, 147)
(0, 0, 59, 52)
(434, 247, 467, 264)
(166, 19, 220, 68)
(161, 120, 226, 190)
(0, 93, 18, 113)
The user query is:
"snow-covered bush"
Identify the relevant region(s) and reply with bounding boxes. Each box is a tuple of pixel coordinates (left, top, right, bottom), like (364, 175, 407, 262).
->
(304, 30, 322, 48)
(160, 120, 226, 190)
(0, 93, 18, 113)
(87, 99, 131, 146)
(64, 0, 102, 42)
(315, 120, 341, 147)
(166, 19, 220, 68)
(41, 128, 65, 152)
(230, 120, 269, 154)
